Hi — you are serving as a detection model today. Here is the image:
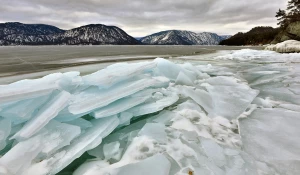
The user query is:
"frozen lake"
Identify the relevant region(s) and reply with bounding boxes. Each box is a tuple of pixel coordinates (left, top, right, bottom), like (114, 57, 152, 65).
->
(1, 46, 300, 175)
(0, 45, 263, 84)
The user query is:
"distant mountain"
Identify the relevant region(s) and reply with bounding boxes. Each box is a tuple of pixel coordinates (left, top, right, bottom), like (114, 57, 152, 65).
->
(0, 22, 139, 45)
(140, 30, 226, 45)
(58, 24, 139, 45)
(219, 27, 280, 46)
(0, 22, 64, 45)
(220, 35, 232, 40)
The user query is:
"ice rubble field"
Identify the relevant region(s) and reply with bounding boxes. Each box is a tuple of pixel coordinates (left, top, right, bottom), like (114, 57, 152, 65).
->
(0, 49, 300, 175)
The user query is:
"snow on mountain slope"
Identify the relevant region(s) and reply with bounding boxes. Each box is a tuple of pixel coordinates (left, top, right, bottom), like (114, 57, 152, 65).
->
(0, 23, 139, 45)
(59, 24, 139, 45)
(0, 22, 64, 45)
(140, 30, 226, 45)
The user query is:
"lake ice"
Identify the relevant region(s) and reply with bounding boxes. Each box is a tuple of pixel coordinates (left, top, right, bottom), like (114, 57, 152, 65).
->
(0, 49, 299, 175)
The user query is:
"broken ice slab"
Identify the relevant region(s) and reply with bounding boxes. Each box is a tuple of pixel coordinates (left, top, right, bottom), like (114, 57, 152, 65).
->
(68, 76, 169, 115)
(154, 58, 197, 82)
(175, 71, 194, 86)
(178, 80, 258, 120)
(57, 71, 82, 92)
(0, 120, 80, 175)
(138, 123, 167, 143)
(179, 86, 214, 115)
(205, 85, 259, 119)
(259, 88, 300, 105)
(22, 116, 119, 175)
(239, 108, 300, 175)
(0, 73, 68, 105)
(64, 118, 93, 130)
(201, 76, 241, 86)
(83, 61, 157, 87)
(278, 103, 300, 112)
(0, 84, 56, 105)
(91, 89, 154, 119)
(0, 95, 49, 124)
(126, 91, 179, 117)
(0, 119, 11, 151)
(12, 91, 71, 140)
(153, 58, 183, 80)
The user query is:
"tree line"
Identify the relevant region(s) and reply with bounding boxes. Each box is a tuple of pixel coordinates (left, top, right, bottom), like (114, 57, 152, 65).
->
(276, 0, 300, 28)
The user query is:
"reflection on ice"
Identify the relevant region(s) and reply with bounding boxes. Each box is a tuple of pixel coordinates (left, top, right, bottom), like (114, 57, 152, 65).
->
(0, 49, 299, 174)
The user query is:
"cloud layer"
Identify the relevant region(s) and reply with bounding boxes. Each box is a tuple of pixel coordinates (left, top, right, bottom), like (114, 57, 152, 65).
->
(0, 0, 287, 36)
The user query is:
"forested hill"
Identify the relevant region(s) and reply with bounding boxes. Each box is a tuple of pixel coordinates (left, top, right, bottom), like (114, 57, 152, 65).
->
(219, 27, 280, 46)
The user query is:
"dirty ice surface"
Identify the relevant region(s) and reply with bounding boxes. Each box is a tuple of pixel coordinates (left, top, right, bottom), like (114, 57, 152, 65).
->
(0, 49, 300, 175)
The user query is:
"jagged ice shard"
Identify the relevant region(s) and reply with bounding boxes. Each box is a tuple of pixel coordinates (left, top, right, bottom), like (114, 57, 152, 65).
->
(0, 50, 300, 175)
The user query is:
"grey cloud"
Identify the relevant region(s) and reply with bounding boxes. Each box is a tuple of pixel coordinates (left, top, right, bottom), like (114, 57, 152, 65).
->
(0, 0, 288, 36)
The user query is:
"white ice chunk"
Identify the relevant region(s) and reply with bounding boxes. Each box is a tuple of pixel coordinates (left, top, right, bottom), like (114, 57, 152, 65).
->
(175, 71, 194, 86)
(265, 40, 300, 53)
(154, 58, 183, 80)
(103, 141, 122, 161)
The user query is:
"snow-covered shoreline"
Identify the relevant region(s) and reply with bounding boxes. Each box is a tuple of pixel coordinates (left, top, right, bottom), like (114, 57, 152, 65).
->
(0, 49, 299, 175)
(265, 40, 300, 53)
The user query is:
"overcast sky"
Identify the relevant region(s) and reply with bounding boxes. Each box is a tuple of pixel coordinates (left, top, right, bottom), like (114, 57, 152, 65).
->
(0, 0, 288, 37)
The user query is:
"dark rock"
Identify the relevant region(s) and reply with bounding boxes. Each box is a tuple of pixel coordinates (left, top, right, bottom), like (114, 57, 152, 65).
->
(272, 22, 300, 44)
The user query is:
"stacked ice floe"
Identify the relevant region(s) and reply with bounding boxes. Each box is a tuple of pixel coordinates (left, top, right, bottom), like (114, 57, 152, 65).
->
(265, 40, 300, 53)
(0, 50, 300, 175)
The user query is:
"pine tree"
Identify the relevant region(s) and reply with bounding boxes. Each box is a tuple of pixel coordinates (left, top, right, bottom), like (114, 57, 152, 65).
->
(276, 9, 288, 28)
(287, 0, 300, 22)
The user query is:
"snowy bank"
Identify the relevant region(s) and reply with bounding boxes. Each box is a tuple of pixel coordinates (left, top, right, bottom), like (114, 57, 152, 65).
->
(265, 40, 300, 53)
(0, 50, 300, 175)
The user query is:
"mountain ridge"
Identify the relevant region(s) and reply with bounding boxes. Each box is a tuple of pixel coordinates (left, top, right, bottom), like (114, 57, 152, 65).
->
(0, 22, 139, 45)
(140, 30, 228, 45)
(0, 22, 230, 45)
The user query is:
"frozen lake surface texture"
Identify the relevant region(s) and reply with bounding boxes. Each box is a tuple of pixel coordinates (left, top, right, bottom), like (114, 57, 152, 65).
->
(0, 47, 299, 175)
